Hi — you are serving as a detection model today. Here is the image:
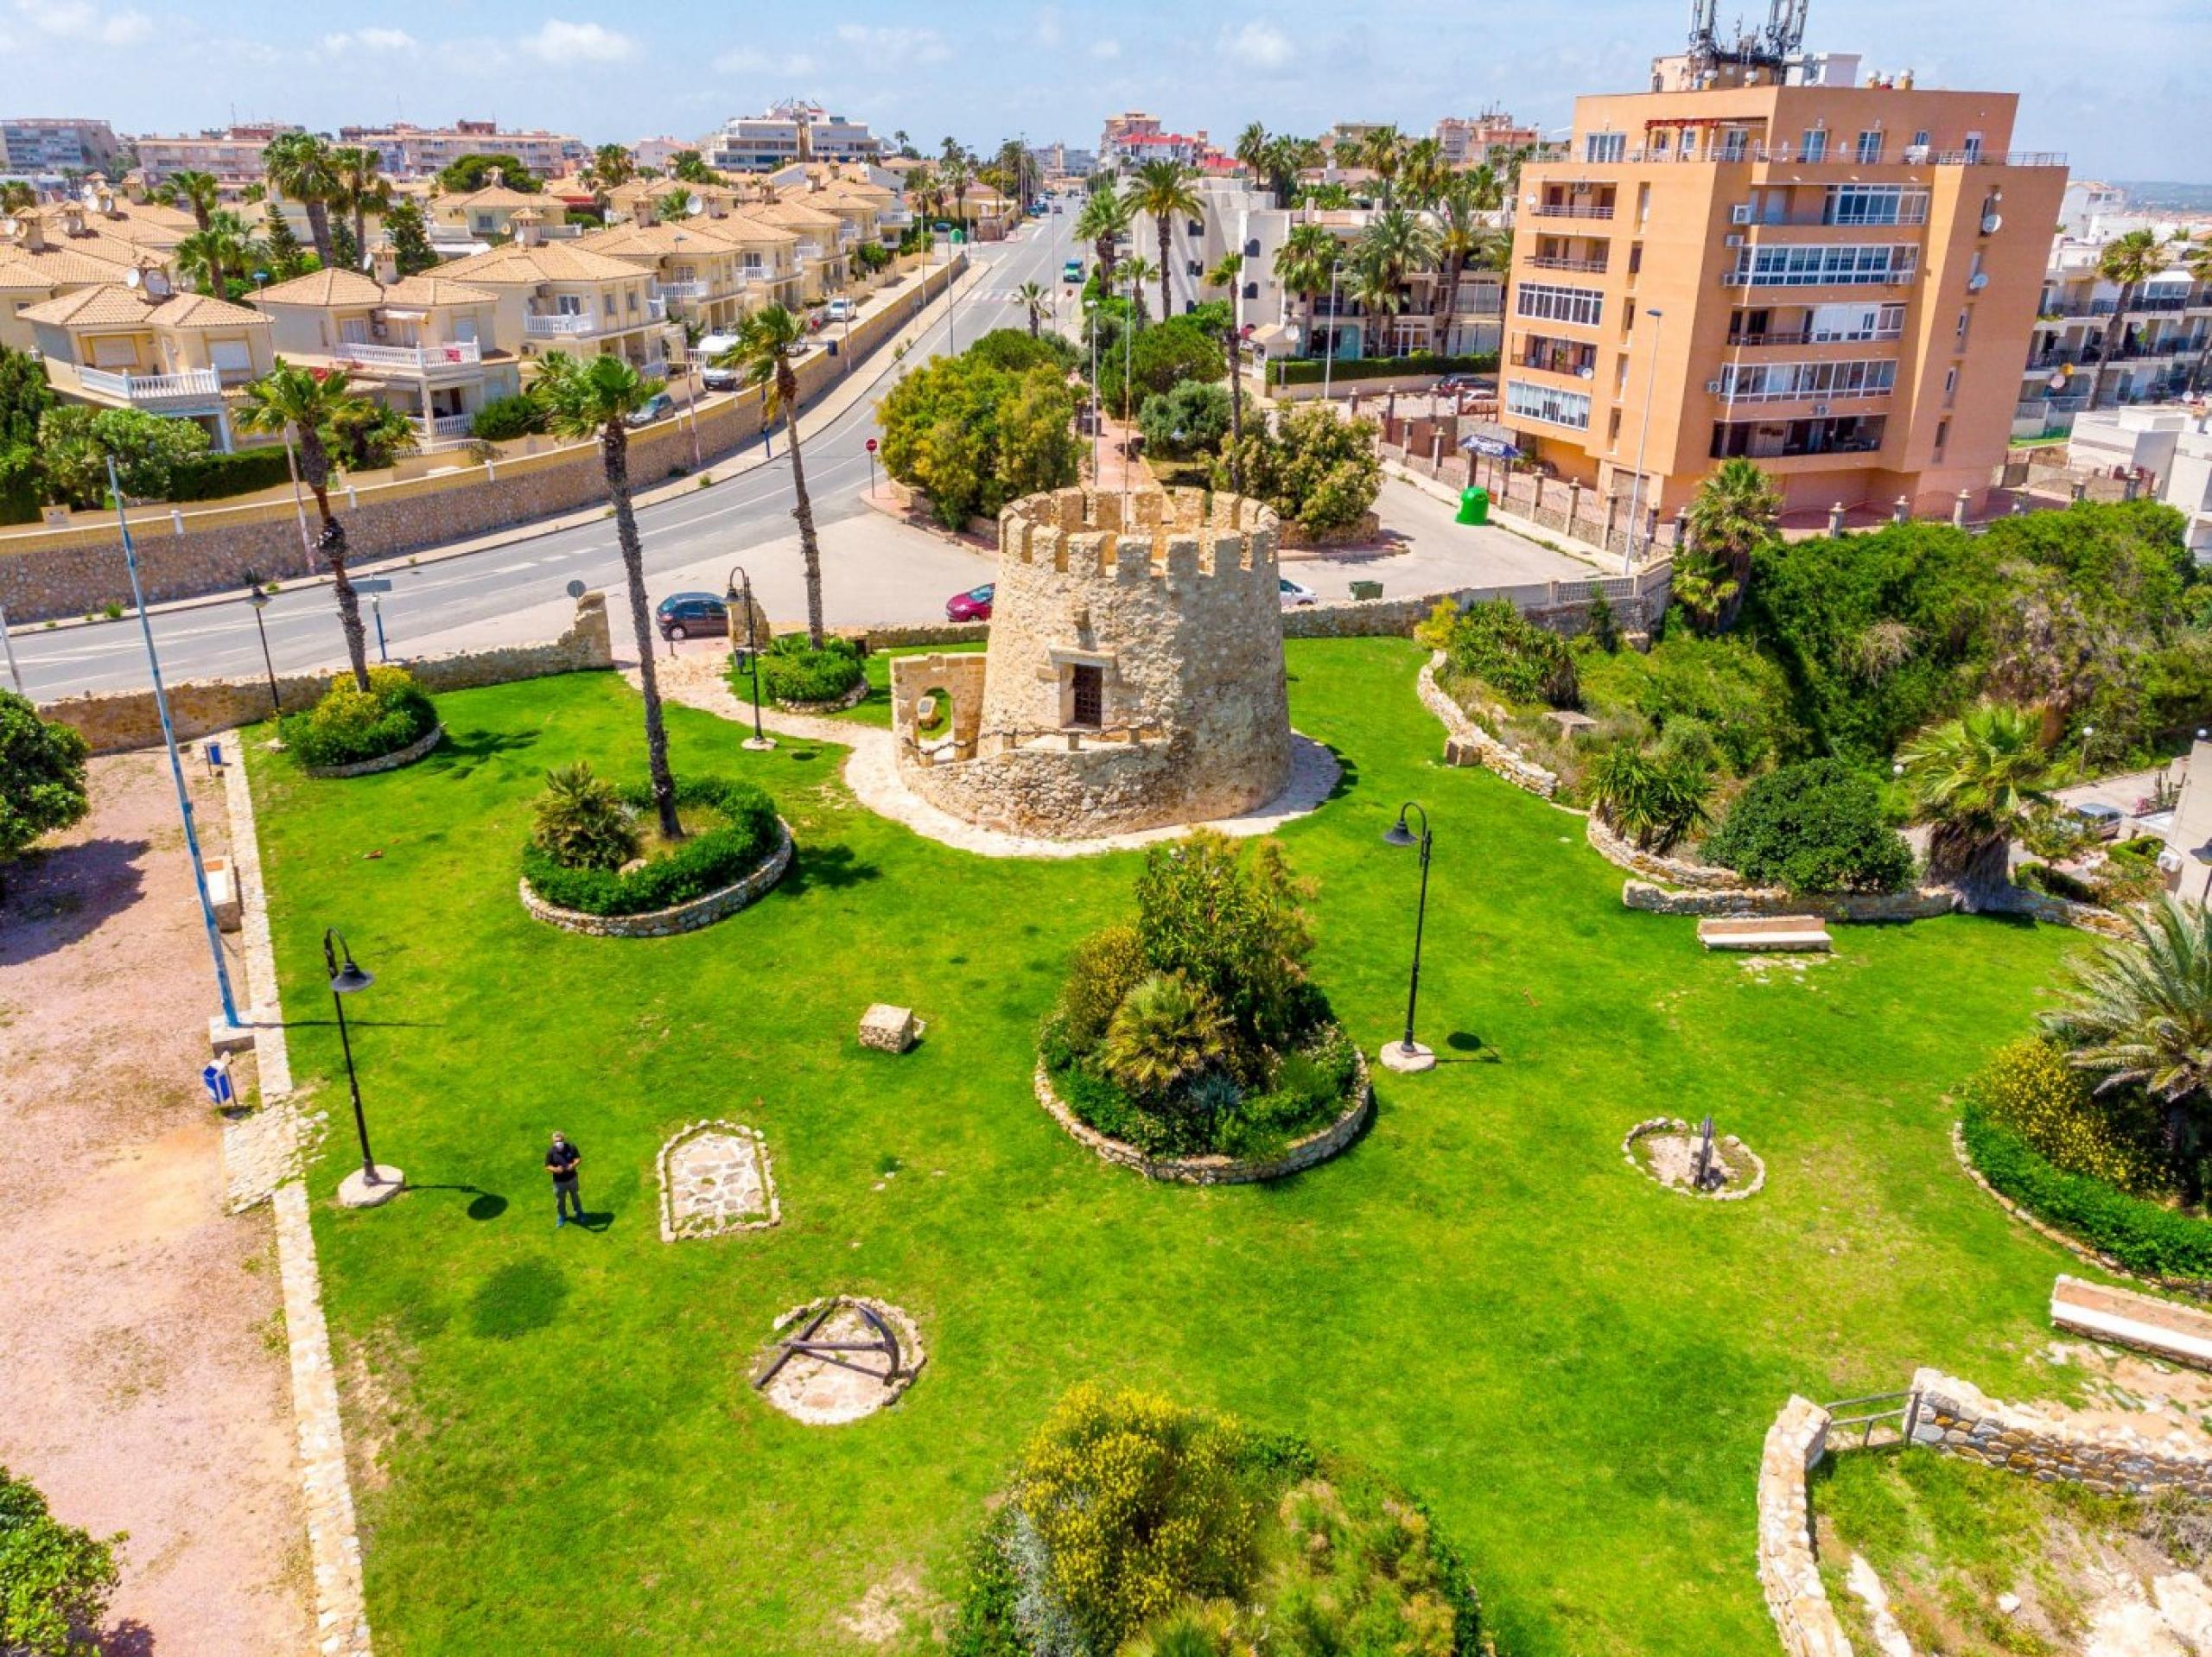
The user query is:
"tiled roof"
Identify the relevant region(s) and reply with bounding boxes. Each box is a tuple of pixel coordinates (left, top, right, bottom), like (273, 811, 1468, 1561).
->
(17, 284, 161, 326)
(149, 289, 270, 328)
(0, 244, 144, 288)
(435, 184, 550, 213)
(380, 272, 496, 308)
(252, 267, 388, 307)
(437, 241, 644, 283)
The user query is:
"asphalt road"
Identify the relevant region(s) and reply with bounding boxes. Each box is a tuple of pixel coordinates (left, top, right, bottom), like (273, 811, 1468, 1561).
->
(7, 209, 1090, 702)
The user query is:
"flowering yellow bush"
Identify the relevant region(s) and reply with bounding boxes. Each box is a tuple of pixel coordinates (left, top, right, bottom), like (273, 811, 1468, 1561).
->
(1014, 1386, 1258, 1652)
(1967, 1038, 2164, 1194)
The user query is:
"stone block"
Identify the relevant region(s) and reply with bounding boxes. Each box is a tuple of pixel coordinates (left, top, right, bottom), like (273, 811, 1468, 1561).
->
(204, 856, 243, 932)
(859, 1003, 919, 1054)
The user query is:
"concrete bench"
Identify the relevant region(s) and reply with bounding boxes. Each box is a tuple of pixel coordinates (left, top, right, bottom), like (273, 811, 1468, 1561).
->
(2050, 1273, 2212, 1370)
(1696, 915, 1832, 953)
(203, 857, 242, 934)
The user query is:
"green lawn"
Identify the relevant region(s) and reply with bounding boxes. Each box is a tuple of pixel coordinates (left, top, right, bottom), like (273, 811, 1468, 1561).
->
(248, 638, 2094, 1655)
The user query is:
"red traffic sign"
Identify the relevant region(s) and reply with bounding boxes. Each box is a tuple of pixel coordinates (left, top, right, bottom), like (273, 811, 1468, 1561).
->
(865, 437, 878, 453)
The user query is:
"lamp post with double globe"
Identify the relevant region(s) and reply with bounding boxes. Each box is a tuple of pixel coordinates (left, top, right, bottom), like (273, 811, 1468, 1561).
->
(326, 928, 404, 1208)
(1380, 802, 1438, 1073)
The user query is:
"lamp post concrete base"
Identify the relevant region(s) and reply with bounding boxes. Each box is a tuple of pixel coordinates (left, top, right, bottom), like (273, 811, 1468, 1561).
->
(336, 1165, 406, 1209)
(1379, 1039, 1436, 1075)
(742, 736, 779, 752)
(209, 1016, 258, 1057)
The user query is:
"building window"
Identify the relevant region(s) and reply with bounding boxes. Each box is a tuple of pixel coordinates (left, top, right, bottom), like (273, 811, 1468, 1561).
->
(1506, 378, 1592, 430)
(1934, 417, 1950, 456)
(1243, 282, 1258, 300)
(1727, 244, 1917, 288)
(1711, 414, 1886, 458)
(1607, 407, 1623, 447)
(1855, 130, 1883, 164)
(1942, 365, 1959, 403)
(1801, 127, 1829, 162)
(1244, 238, 1261, 257)
(1584, 131, 1625, 163)
(1822, 185, 1929, 226)
(1515, 282, 1605, 327)
(1963, 130, 1985, 162)
(1956, 308, 1971, 344)
(1068, 664, 1103, 729)
(1717, 359, 1898, 402)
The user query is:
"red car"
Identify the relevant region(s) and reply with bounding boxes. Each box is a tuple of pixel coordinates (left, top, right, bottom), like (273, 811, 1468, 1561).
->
(945, 583, 994, 622)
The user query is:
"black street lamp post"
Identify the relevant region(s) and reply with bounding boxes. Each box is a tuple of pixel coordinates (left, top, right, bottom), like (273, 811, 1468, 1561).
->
(325, 928, 403, 1206)
(725, 564, 776, 751)
(246, 583, 281, 718)
(1381, 802, 1438, 1073)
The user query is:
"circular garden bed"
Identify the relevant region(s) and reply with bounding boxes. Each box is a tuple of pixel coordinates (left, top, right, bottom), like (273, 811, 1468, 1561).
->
(520, 775, 791, 938)
(1623, 1115, 1765, 1200)
(283, 668, 444, 778)
(753, 635, 866, 714)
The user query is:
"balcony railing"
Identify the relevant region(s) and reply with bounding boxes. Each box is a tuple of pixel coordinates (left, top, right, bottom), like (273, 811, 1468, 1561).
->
(1527, 254, 1609, 273)
(1730, 328, 1904, 347)
(524, 313, 598, 338)
(1608, 143, 2064, 167)
(76, 365, 223, 407)
(333, 339, 483, 371)
(1531, 201, 1614, 219)
(408, 412, 474, 443)
(795, 241, 824, 262)
(658, 280, 710, 300)
(1718, 380, 1896, 403)
(646, 295, 667, 321)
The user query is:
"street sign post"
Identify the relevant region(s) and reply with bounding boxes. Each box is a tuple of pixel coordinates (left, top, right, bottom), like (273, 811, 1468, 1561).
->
(865, 436, 878, 498)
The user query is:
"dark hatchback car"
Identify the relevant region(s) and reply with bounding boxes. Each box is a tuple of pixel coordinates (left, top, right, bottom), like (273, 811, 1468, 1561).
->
(656, 591, 729, 640)
(945, 583, 995, 622)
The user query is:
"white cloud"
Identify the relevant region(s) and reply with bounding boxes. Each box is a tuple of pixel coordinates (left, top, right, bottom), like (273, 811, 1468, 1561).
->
(524, 19, 638, 63)
(321, 26, 416, 53)
(712, 43, 817, 76)
(1222, 20, 1293, 71)
(833, 22, 950, 66)
(16, 0, 151, 46)
(1088, 37, 1122, 59)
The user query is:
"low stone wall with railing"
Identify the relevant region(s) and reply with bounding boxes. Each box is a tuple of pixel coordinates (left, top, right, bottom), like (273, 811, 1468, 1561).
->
(1910, 1368, 2212, 1497)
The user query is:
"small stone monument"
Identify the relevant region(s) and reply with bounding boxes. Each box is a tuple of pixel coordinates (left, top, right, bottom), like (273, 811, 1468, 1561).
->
(858, 1004, 920, 1054)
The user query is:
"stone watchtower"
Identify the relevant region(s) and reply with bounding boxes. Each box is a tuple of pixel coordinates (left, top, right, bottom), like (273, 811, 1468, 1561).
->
(891, 487, 1293, 839)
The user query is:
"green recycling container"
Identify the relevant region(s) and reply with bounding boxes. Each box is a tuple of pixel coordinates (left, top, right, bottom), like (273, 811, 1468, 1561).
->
(1457, 486, 1490, 526)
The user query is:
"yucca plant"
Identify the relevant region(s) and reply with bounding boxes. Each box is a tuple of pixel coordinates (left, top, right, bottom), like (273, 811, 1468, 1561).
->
(1102, 972, 1230, 1098)
(1898, 702, 2053, 910)
(1585, 744, 1713, 853)
(531, 762, 640, 873)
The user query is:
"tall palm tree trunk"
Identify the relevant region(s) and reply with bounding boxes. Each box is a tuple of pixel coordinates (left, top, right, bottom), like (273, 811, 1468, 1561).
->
(1224, 321, 1243, 492)
(1934, 828, 2015, 915)
(2090, 284, 2136, 410)
(780, 370, 827, 649)
(303, 200, 334, 271)
(601, 422, 681, 840)
(1439, 253, 1465, 353)
(295, 435, 372, 691)
(353, 204, 369, 266)
(1156, 219, 1174, 322)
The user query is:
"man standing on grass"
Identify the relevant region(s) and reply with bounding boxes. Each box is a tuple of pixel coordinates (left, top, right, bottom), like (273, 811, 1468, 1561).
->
(548, 1132, 582, 1228)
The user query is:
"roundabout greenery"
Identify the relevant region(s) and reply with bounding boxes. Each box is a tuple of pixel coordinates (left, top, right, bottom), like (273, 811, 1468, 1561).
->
(753, 634, 865, 708)
(519, 768, 779, 917)
(281, 666, 439, 771)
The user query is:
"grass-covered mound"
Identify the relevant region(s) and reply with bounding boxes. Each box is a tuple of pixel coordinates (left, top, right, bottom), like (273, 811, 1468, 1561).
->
(753, 634, 864, 707)
(950, 1386, 1488, 1657)
(281, 666, 439, 770)
(1039, 830, 1358, 1161)
(518, 763, 779, 917)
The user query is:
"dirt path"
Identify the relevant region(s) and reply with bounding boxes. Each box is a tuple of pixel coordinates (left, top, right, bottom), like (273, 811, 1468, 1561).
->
(0, 750, 309, 1654)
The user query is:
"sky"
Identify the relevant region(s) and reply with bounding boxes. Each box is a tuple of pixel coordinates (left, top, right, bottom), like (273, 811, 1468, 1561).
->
(4, 0, 2206, 182)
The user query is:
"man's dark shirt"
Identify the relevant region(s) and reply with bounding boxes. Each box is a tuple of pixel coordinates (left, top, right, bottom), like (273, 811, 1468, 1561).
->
(547, 1140, 581, 1184)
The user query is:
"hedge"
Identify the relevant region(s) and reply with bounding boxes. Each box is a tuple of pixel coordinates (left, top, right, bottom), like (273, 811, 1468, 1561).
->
(279, 668, 439, 770)
(758, 635, 863, 704)
(520, 776, 779, 917)
(1267, 352, 1497, 388)
(1961, 1101, 2212, 1280)
(165, 447, 296, 503)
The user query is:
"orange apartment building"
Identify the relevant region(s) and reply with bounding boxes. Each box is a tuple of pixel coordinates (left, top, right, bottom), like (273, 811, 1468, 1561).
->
(1500, 67, 2067, 527)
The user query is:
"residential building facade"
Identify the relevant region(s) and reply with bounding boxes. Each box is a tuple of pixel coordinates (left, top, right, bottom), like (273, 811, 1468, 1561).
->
(336, 120, 587, 181)
(0, 118, 121, 177)
(135, 124, 300, 187)
(706, 104, 879, 174)
(2067, 406, 2212, 556)
(1499, 67, 2067, 522)
(1433, 111, 1542, 169)
(2018, 237, 2212, 435)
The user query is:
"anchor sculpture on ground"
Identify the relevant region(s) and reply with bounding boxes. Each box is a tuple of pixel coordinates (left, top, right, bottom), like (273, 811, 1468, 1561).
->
(753, 1298, 904, 1391)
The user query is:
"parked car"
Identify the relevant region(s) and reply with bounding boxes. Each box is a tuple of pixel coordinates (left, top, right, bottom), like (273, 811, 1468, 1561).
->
(625, 392, 675, 429)
(1279, 577, 1319, 608)
(655, 592, 728, 640)
(700, 364, 741, 391)
(2069, 801, 2126, 841)
(945, 584, 995, 622)
(1062, 258, 1084, 284)
(1433, 372, 1491, 394)
(825, 297, 854, 322)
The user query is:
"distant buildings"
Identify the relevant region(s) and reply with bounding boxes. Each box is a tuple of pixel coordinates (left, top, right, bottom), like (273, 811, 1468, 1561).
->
(136, 124, 300, 187)
(2018, 231, 2211, 434)
(1098, 113, 1221, 174)
(2069, 406, 2212, 556)
(0, 118, 121, 177)
(1432, 110, 1542, 168)
(336, 120, 588, 181)
(631, 136, 693, 173)
(705, 103, 880, 174)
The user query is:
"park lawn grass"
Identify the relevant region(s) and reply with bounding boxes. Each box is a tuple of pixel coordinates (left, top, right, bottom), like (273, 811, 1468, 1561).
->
(812, 640, 988, 729)
(248, 637, 2094, 1656)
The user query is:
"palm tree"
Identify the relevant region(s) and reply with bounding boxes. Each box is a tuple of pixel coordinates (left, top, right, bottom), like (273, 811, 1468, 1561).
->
(1118, 257, 1158, 324)
(1898, 702, 2055, 910)
(1354, 206, 1439, 356)
(529, 352, 682, 840)
(1235, 123, 1269, 189)
(2044, 898, 2212, 1200)
(1016, 280, 1049, 338)
(330, 147, 389, 269)
(1357, 125, 1405, 207)
(1128, 159, 1201, 323)
(1075, 186, 1129, 293)
(1205, 252, 1246, 487)
(168, 168, 219, 232)
(589, 143, 636, 190)
(175, 209, 259, 297)
(1430, 176, 1498, 352)
(0, 181, 33, 213)
(1399, 136, 1447, 210)
(1275, 223, 1340, 358)
(1683, 458, 1781, 628)
(942, 155, 973, 234)
(234, 363, 379, 690)
(2090, 227, 2165, 408)
(264, 131, 339, 270)
(717, 307, 828, 650)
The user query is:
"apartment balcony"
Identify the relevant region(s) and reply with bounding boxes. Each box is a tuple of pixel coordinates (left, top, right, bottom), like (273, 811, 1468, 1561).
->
(332, 339, 484, 374)
(881, 207, 914, 228)
(1720, 270, 1916, 291)
(1615, 143, 2065, 168)
(1716, 382, 1896, 405)
(1526, 254, 1609, 273)
(408, 412, 474, 445)
(658, 280, 710, 301)
(794, 241, 824, 263)
(1730, 327, 1905, 347)
(646, 295, 667, 321)
(1530, 201, 1614, 220)
(76, 365, 225, 410)
(524, 313, 599, 339)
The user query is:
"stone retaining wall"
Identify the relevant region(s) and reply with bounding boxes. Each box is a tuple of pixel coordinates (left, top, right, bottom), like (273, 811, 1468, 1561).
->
(773, 678, 869, 715)
(1033, 1053, 1372, 1185)
(302, 721, 444, 780)
(1585, 813, 1743, 888)
(1758, 1395, 1853, 1657)
(519, 818, 793, 938)
(38, 591, 613, 754)
(1624, 879, 1960, 924)
(845, 620, 990, 650)
(0, 261, 967, 621)
(1415, 653, 1559, 797)
(1910, 1368, 2212, 1496)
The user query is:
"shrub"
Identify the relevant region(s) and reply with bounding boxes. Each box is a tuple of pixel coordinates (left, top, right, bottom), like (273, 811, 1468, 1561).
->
(759, 635, 864, 705)
(38, 405, 211, 507)
(0, 1464, 122, 1657)
(1014, 1387, 1261, 1653)
(963, 327, 1077, 375)
(1964, 1038, 2164, 1193)
(470, 396, 545, 442)
(1585, 742, 1714, 853)
(1704, 759, 1915, 893)
(1138, 380, 1232, 460)
(1133, 831, 1315, 1068)
(1054, 924, 1147, 1051)
(876, 349, 1082, 527)
(1101, 972, 1230, 1098)
(1575, 632, 1799, 775)
(530, 762, 640, 873)
(1216, 406, 1381, 535)
(164, 447, 295, 502)
(1420, 597, 1578, 708)
(1961, 1101, 2212, 1279)
(279, 667, 438, 770)
(0, 692, 90, 899)
(520, 776, 778, 916)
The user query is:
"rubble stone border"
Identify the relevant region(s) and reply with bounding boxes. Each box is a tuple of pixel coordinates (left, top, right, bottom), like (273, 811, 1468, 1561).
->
(1757, 1394, 1852, 1657)
(656, 1120, 780, 1242)
(753, 1296, 926, 1425)
(1416, 652, 1560, 798)
(1622, 1115, 1766, 1200)
(1033, 1051, 1372, 1185)
(301, 721, 445, 780)
(1910, 1366, 2212, 1496)
(518, 818, 793, 938)
(774, 678, 869, 715)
